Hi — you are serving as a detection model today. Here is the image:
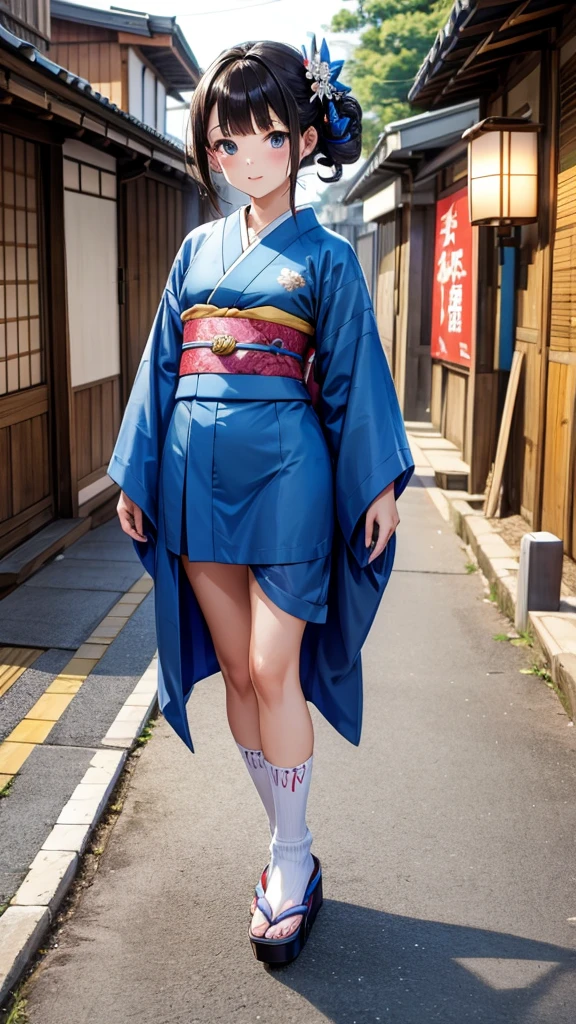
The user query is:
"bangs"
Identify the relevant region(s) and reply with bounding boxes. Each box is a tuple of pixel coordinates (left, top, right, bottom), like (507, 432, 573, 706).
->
(208, 60, 289, 139)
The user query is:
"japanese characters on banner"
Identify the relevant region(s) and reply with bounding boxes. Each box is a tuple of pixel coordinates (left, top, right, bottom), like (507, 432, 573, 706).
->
(430, 186, 473, 367)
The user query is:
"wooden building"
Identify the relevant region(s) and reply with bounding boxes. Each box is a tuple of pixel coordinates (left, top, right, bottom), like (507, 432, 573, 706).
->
(50, 1, 200, 134)
(348, 1, 576, 564)
(406, 0, 576, 556)
(0, 1, 206, 584)
(344, 101, 479, 425)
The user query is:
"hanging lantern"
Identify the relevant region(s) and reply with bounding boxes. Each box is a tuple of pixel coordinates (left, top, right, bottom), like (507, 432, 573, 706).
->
(463, 117, 541, 226)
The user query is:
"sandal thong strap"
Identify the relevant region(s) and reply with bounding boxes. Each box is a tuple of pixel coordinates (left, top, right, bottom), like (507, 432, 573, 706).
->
(255, 894, 275, 924)
(254, 895, 309, 928)
(270, 902, 309, 926)
(254, 858, 321, 929)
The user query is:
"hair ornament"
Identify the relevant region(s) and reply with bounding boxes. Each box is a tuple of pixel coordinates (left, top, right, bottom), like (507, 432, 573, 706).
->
(301, 35, 351, 105)
(326, 99, 351, 143)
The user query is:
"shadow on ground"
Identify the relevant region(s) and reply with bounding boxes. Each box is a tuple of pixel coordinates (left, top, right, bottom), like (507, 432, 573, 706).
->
(271, 900, 576, 1023)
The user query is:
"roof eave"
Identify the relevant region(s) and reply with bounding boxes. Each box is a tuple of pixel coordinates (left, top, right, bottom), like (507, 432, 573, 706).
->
(0, 23, 189, 171)
(343, 99, 479, 204)
(52, 2, 201, 90)
(409, 0, 569, 107)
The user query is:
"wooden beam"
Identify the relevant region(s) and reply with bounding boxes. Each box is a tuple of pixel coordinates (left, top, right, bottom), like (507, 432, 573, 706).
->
(0, 49, 184, 161)
(533, 44, 560, 531)
(117, 33, 173, 48)
(501, 2, 567, 33)
(42, 144, 77, 518)
(477, 0, 524, 8)
(484, 350, 524, 517)
(118, 35, 199, 87)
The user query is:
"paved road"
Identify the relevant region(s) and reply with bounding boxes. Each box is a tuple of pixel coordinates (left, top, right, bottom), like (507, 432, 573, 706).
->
(23, 477, 576, 1024)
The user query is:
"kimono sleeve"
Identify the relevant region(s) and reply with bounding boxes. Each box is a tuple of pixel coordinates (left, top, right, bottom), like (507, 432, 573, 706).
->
(313, 241, 415, 568)
(107, 240, 188, 532)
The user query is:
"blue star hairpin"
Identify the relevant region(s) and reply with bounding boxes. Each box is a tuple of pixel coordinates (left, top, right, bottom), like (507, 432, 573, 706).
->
(301, 35, 352, 143)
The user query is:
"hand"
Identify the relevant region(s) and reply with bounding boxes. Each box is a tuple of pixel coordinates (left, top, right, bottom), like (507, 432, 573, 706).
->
(365, 481, 399, 564)
(117, 490, 147, 542)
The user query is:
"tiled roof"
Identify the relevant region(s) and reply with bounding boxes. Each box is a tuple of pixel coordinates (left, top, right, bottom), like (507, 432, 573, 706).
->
(409, 0, 569, 107)
(0, 20, 186, 158)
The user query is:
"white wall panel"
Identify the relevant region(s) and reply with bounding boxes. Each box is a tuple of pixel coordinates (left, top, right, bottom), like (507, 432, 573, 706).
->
(143, 67, 156, 129)
(156, 79, 166, 133)
(128, 47, 144, 121)
(64, 191, 120, 388)
(63, 139, 116, 172)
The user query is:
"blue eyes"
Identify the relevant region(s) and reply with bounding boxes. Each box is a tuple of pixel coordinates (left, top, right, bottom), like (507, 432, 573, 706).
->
(214, 132, 288, 155)
(269, 132, 287, 149)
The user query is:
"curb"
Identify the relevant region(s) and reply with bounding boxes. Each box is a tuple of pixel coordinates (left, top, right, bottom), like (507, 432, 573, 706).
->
(0, 656, 159, 1005)
(407, 431, 576, 723)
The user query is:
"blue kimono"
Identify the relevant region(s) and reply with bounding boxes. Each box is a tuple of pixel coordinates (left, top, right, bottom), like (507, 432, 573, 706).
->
(108, 204, 415, 751)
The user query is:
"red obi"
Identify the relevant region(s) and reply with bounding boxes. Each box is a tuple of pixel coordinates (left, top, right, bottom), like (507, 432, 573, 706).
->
(179, 317, 312, 381)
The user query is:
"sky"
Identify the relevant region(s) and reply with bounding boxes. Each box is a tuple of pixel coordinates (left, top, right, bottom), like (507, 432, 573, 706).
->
(74, 0, 363, 196)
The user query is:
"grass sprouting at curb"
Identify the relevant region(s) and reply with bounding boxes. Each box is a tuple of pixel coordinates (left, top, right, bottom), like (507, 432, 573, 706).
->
(1, 995, 28, 1024)
(0, 778, 15, 799)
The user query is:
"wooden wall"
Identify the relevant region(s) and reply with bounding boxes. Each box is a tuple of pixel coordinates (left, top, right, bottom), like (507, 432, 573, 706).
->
(0, 0, 50, 46)
(498, 65, 544, 526)
(394, 205, 411, 410)
(443, 368, 467, 450)
(541, 52, 576, 556)
(50, 22, 124, 108)
(375, 213, 397, 370)
(0, 390, 52, 556)
(120, 174, 186, 392)
(403, 201, 434, 422)
(74, 376, 121, 491)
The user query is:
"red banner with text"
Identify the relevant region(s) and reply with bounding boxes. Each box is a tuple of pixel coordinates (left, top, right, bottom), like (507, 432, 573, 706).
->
(430, 186, 473, 367)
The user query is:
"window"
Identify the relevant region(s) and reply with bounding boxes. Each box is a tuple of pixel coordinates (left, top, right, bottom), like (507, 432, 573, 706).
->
(0, 131, 43, 395)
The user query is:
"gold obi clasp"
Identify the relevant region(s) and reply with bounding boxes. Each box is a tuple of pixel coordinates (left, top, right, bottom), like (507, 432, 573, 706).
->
(211, 334, 237, 355)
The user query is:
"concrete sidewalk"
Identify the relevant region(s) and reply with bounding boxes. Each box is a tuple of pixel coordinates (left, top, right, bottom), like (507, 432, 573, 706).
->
(19, 474, 576, 1024)
(0, 519, 159, 1001)
(405, 424, 576, 724)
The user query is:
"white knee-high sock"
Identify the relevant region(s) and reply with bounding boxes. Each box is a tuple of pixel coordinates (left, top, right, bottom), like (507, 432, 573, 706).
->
(236, 743, 276, 836)
(263, 754, 315, 920)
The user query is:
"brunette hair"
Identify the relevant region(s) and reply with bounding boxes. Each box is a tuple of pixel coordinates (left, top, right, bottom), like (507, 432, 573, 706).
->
(187, 40, 362, 214)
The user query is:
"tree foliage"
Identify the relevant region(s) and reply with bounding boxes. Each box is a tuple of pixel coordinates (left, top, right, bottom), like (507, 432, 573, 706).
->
(331, 0, 454, 152)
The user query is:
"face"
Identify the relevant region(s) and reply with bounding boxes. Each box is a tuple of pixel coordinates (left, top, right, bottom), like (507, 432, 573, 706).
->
(206, 103, 317, 198)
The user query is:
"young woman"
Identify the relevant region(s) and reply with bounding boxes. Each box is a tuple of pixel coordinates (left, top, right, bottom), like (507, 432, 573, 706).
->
(108, 37, 414, 966)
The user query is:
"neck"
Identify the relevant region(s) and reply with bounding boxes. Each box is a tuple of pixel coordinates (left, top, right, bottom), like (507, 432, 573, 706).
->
(247, 180, 292, 234)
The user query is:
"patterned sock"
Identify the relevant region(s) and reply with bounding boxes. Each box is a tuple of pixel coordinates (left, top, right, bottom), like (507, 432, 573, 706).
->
(262, 754, 315, 926)
(236, 743, 276, 836)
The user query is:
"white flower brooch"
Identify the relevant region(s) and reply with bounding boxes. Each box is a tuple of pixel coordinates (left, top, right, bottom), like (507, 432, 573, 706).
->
(278, 268, 306, 292)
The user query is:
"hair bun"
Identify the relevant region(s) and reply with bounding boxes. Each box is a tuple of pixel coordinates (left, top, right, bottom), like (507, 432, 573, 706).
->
(316, 95, 362, 183)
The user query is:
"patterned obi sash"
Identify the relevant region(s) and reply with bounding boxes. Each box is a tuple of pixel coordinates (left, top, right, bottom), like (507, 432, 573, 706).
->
(179, 304, 315, 383)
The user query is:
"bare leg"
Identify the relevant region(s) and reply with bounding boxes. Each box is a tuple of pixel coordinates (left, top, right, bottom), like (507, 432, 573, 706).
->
(247, 570, 314, 940)
(181, 558, 261, 749)
(247, 570, 312, 766)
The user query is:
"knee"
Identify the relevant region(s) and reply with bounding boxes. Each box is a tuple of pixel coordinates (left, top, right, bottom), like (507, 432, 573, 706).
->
(220, 661, 254, 700)
(249, 651, 288, 706)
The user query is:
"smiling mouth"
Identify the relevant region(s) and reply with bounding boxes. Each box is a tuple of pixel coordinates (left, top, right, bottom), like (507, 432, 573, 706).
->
(248, 175, 263, 180)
